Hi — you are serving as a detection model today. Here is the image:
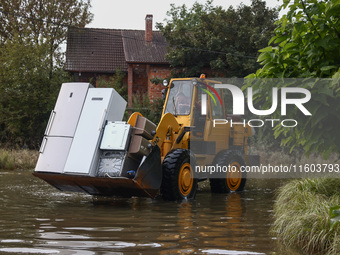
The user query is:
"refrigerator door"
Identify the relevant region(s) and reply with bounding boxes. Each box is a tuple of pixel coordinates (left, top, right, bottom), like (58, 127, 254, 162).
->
(35, 136, 73, 173)
(106, 89, 127, 122)
(46, 82, 91, 137)
(64, 88, 126, 176)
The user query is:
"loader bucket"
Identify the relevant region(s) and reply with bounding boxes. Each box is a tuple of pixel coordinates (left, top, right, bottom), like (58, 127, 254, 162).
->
(33, 145, 162, 198)
(133, 145, 162, 196)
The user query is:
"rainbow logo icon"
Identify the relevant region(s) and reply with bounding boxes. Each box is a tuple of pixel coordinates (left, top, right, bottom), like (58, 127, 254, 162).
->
(198, 83, 223, 115)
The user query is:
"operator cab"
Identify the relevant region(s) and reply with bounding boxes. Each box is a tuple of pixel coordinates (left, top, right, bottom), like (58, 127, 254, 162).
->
(162, 76, 224, 142)
(162, 76, 224, 121)
(164, 80, 194, 116)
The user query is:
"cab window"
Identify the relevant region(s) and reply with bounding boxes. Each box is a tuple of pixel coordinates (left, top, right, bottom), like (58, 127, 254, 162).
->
(164, 80, 193, 116)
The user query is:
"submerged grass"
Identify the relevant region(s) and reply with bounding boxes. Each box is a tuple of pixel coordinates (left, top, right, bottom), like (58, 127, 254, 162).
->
(272, 178, 340, 254)
(0, 149, 38, 170)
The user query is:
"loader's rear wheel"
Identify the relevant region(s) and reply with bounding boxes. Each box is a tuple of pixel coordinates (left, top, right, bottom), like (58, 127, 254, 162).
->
(210, 150, 246, 193)
(161, 149, 198, 200)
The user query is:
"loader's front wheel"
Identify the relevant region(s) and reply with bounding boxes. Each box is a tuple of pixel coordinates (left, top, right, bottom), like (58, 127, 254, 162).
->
(210, 150, 246, 193)
(161, 149, 198, 200)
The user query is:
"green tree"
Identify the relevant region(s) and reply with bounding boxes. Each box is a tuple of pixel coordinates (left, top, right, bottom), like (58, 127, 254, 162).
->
(0, 0, 92, 75)
(0, 36, 67, 146)
(247, 0, 340, 157)
(156, 0, 278, 77)
(0, 0, 93, 148)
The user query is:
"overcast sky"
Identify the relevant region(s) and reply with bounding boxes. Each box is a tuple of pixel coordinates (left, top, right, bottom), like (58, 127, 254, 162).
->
(88, 0, 282, 30)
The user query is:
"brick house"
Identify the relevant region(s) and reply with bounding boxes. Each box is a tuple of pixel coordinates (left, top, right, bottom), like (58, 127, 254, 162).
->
(64, 15, 171, 106)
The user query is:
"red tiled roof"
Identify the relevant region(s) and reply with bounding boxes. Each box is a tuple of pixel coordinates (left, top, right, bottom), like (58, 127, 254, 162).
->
(65, 28, 128, 73)
(65, 28, 169, 73)
(122, 30, 168, 64)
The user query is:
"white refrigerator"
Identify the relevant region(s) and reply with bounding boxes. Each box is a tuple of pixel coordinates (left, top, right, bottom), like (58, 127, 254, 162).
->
(35, 82, 92, 173)
(35, 84, 126, 176)
(63, 88, 126, 176)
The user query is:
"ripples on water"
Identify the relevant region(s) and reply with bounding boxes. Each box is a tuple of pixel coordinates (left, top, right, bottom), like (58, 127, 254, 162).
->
(0, 171, 294, 254)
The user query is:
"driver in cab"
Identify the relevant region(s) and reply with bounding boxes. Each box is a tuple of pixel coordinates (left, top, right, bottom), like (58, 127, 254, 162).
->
(175, 83, 191, 115)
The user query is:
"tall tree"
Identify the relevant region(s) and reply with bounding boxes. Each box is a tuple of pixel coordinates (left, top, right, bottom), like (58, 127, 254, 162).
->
(156, 0, 278, 77)
(0, 0, 92, 76)
(0, 0, 93, 148)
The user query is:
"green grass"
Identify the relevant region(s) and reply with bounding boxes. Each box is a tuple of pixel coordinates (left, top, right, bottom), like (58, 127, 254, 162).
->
(272, 178, 340, 254)
(0, 149, 38, 170)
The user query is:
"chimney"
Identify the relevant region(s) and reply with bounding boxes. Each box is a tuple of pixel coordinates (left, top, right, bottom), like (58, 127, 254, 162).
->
(145, 14, 153, 42)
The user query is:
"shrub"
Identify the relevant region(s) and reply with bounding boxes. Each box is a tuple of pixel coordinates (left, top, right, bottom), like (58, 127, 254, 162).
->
(272, 178, 340, 254)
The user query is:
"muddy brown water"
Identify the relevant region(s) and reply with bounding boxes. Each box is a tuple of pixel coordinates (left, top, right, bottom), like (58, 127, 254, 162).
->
(0, 171, 297, 254)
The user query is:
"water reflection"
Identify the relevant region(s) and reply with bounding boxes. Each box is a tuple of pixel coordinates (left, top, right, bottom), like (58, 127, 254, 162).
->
(0, 171, 290, 254)
(198, 193, 250, 249)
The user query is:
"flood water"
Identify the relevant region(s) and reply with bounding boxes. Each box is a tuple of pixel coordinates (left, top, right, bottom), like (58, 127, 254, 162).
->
(0, 171, 295, 255)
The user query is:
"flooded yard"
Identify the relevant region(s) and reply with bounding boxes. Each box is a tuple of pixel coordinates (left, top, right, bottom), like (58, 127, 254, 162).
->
(0, 171, 295, 254)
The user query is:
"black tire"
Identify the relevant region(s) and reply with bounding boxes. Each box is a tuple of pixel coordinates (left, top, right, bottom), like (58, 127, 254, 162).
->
(209, 150, 246, 193)
(160, 149, 198, 200)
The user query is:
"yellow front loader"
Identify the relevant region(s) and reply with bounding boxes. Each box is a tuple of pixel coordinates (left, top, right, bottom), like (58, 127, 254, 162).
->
(34, 76, 257, 200)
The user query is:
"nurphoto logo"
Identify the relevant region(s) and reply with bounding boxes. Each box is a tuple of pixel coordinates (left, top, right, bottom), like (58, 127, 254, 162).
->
(200, 83, 312, 128)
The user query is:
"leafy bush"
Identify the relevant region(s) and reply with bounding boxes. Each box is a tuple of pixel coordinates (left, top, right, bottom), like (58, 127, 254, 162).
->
(245, 0, 340, 158)
(95, 71, 128, 101)
(129, 92, 164, 124)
